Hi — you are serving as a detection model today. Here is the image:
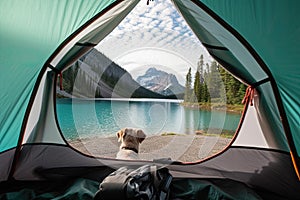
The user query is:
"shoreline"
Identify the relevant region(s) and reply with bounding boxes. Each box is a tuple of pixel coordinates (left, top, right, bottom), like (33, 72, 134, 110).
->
(57, 97, 244, 114)
(69, 134, 232, 163)
(181, 102, 244, 114)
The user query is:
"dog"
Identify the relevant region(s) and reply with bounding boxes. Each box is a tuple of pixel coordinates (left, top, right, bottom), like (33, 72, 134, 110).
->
(116, 128, 146, 160)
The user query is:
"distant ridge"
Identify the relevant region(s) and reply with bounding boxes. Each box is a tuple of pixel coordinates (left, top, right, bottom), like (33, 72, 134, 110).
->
(136, 67, 185, 98)
(60, 49, 171, 99)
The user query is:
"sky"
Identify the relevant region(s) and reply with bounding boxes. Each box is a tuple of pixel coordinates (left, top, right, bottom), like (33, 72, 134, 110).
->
(96, 0, 212, 85)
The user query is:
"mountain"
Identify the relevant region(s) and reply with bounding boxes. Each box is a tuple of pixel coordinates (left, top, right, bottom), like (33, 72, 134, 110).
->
(136, 67, 185, 97)
(60, 49, 166, 99)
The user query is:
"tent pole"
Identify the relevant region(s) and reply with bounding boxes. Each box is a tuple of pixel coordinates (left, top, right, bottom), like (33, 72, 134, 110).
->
(7, 66, 49, 181)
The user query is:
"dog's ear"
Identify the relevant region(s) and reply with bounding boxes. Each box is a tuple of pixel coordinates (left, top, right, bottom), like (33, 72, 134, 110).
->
(117, 130, 124, 143)
(137, 129, 146, 143)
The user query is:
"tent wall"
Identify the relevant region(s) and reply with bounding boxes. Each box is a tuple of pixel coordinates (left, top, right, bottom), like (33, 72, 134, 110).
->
(173, 0, 290, 152)
(171, 0, 300, 175)
(169, 147, 300, 199)
(52, 0, 140, 70)
(25, 72, 66, 144)
(1, 143, 299, 199)
(0, 1, 299, 197)
(233, 88, 289, 151)
(195, 0, 300, 156)
(0, 149, 15, 182)
(1, 0, 141, 181)
(23, 0, 139, 146)
(173, 0, 268, 85)
(0, 0, 118, 153)
(173, 0, 299, 177)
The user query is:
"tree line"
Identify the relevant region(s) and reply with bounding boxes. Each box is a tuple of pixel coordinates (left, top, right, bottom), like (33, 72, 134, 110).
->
(184, 55, 246, 105)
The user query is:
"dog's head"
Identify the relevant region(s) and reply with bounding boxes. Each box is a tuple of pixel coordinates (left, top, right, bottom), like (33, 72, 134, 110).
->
(117, 128, 146, 148)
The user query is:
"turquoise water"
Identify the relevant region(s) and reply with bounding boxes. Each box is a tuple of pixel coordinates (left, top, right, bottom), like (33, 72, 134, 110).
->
(56, 98, 241, 140)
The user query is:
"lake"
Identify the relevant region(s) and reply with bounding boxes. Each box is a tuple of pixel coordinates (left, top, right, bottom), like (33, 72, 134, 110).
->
(56, 98, 241, 140)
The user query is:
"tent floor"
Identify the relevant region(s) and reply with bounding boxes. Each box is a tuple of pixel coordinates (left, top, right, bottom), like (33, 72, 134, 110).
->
(0, 178, 284, 200)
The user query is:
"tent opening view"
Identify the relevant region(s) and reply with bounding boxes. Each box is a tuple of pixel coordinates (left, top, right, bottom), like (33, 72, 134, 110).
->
(55, 0, 244, 162)
(1, 0, 299, 199)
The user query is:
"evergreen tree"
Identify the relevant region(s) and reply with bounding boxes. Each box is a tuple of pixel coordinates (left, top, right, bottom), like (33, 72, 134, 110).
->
(183, 58, 246, 105)
(203, 82, 210, 102)
(207, 61, 222, 99)
(61, 63, 79, 94)
(193, 70, 201, 102)
(219, 66, 246, 104)
(184, 67, 192, 102)
(218, 66, 227, 103)
(197, 54, 204, 83)
(237, 83, 247, 103)
(226, 75, 236, 104)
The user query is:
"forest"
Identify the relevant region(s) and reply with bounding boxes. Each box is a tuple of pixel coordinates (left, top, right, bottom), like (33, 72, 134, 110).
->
(184, 55, 246, 105)
(59, 50, 246, 105)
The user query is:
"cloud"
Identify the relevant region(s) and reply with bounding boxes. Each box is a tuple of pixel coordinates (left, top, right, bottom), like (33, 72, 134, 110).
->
(96, 0, 212, 80)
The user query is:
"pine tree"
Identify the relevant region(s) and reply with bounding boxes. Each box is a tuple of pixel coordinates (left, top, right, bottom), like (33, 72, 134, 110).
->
(194, 70, 201, 102)
(183, 58, 246, 105)
(218, 66, 227, 103)
(237, 83, 247, 103)
(219, 66, 246, 105)
(184, 67, 192, 102)
(203, 82, 210, 102)
(226, 75, 236, 104)
(197, 54, 204, 83)
(207, 61, 222, 99)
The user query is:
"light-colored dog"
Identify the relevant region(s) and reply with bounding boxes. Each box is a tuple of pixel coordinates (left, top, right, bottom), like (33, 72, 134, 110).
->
(116, 128, 146, 160)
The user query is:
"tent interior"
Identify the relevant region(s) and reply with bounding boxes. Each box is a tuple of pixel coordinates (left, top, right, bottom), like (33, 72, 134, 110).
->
(1, 0, 300, 199)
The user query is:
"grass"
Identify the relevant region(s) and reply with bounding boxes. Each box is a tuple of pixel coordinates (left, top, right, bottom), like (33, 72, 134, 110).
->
(161, 129, 235, 139)
(161, 132, 182, 136)
(203, 132, 234, 139)
(181, 102, 244, 114)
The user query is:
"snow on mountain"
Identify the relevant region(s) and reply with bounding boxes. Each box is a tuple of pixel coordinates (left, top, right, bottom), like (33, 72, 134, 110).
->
(136, 67, 185, 97)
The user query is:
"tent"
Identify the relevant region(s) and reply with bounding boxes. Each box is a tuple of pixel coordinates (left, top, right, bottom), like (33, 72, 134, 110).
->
(0, 0, 299, 199)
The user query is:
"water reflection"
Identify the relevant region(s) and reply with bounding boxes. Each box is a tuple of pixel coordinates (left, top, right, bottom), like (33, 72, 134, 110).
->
(56, 99, 241, 140)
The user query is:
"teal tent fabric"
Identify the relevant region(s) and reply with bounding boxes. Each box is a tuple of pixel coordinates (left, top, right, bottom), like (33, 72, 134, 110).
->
(0, 0, 298, 156)
(0, 178, 99, 200)
(0, 0, 116, 152)
(0, 0, 299, 187)
(0, 178, 267, 200)
(198, 0, 300, 155)
(171, 179, 265, 200)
